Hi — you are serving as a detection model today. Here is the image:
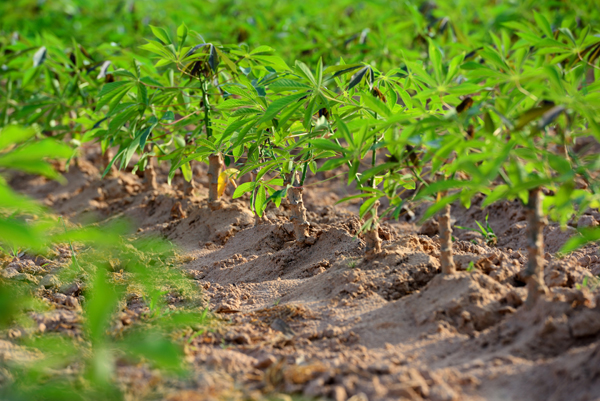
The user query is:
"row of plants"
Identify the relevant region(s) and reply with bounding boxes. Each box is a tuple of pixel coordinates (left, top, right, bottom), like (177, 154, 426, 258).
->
(2, 2, 600, 398)
(5, 0, 599, 69)
(80, 17, 600, 306)
(4, 1, 600, 148)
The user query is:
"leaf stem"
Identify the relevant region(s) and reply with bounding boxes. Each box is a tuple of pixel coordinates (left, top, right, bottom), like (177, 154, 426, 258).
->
(201, 80, 212, 138)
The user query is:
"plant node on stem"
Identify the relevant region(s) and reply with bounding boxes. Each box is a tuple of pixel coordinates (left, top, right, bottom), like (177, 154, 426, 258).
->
(207, 153, 222, 209)
(523, 187, 548, 308)
(364, 200, 382, 256)
(439, 201, 456, 274)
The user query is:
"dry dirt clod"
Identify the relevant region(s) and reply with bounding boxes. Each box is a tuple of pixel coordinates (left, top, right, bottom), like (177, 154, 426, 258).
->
(270, 318, 295, 338)
(170, 201, 186, 220)
(254, 355, 277, 370)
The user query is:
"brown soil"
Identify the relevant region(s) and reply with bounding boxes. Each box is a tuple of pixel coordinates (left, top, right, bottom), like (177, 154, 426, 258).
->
(5, 145, 600, 401)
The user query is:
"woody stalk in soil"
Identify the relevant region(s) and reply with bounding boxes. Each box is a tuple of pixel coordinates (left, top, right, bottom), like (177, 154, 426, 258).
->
(364, 134, 382, 256)
(364, 92, 386, 256)
(143, 143, 158, 191)
(522, 187, 548, 307)
(287, 145, 315, 245)
(438, 189, 456, 274)
(200, 77, 223, 210)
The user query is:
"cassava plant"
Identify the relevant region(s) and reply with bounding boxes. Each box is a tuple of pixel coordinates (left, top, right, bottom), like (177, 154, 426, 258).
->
(418, 20, 600, 305)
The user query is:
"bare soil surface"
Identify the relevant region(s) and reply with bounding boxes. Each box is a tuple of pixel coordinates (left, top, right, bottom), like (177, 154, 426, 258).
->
(6, 146, 600, 401)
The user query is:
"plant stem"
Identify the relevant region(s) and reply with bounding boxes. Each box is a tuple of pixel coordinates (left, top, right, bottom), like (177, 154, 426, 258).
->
(300, 148, 310, 186)
(201, 81, 212, 138)
(369, 135, 378, 188)
(439, 194, 456, 274)
(364, 200, 382, 256)
(143, 144, 157, 191)
(287, 171, 312, 244)
(207, 153, 222, 205)
(524, 187, 548, 307)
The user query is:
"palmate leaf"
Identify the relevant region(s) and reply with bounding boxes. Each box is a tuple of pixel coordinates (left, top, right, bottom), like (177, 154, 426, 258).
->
(98, 81, 132, 98)
(177, 23, 188, 51)
(269, 79, 312, 92)
(257, 92, 308, 125)
(218, 98, 258, 110)
(149, 25, 172, 45)
(361, 91, 391, 117)
(295, 60, 316, 86)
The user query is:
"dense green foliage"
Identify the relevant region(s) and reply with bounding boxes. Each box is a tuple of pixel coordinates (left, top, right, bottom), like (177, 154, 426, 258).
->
(2, 0, 600, 399)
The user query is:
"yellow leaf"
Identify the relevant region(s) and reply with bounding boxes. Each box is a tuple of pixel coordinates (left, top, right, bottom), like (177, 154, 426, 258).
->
(217, 171, 227, 197)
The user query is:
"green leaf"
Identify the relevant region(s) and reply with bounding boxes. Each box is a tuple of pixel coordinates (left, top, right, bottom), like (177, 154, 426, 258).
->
(251, 45, 275, 55)
(309, 138, 345, 153)
(427, 39, 442, 84)
(99, 81, 132, 98)
(295, 61, 316, 85)
(336, 193, 372, 204)
(421, 193, 461, 221)
(86, 268, 122, 343)
(177, 23, 188, 50)
(150, 25, 171, 44)
(0, 126, 37, 150)
(324, 63, 364, 76)
(362, 91, 391, 117)
(348, 66, 370, 90)
(359, 197, 378, 219)
(359, 162, 397, 185)
(255, 184, 267, 216)
(317, 158, 347, 172)
(533, 12, 553, 38)
(258, 92, 307, 125)
(233, 182, 255, 199)
(561, 227, 600, 253)
(269, 79, 312, 92)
